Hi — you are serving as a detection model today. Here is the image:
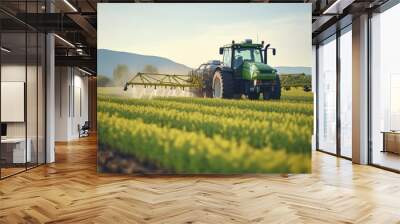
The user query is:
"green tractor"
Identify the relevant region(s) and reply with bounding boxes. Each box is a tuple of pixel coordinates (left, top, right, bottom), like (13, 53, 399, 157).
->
(124, 39, 281, 100)
(201, 39, 280, 100)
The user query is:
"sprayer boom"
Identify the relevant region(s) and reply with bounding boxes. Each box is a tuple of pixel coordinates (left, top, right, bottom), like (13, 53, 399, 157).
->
(124, 72, 203, 91)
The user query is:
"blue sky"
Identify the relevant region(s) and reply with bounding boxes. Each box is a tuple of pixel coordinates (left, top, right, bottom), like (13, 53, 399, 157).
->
(98, 3, 311, 68)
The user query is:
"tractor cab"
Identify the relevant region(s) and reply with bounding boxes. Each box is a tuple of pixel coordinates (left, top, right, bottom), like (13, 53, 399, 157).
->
(216, 39, 281, 100)
(232, 47, 262, 69)
(219, 39, 277, 80)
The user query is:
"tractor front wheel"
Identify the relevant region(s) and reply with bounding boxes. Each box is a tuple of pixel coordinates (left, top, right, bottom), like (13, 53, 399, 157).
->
(263, 87, 272, 100)
(271, 75, 281, 100)
(248, 92, 260, 100)
(212, 70, 234, 99)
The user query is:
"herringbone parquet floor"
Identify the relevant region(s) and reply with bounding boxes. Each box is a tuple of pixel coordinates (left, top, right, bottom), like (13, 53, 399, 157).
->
(1, 135, 400, 224)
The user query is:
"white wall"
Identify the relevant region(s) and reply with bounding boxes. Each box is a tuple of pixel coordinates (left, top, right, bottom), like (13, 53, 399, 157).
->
(1, 64, 26, 81)
(55, 67, 89, 141)
(70, 73, 89, 138)
(1, 65, 26, 132)
(312, 45, 316, 151)
(55, 67, 70, 141)
(1, 65, 26, 142)
(1, 63, 46, 164)
(1, 65, 38, 139)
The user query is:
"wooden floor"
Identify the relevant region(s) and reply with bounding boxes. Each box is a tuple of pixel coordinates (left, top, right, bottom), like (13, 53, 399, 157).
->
(372, 151, 400, 171)
(1, 135, 400, 224)
(0, 167, 26, 178)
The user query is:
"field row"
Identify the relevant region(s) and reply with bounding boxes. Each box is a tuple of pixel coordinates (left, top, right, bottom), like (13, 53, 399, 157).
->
(98, 112, 311, 173)
(280, 89, 313, 103)
(98, 100, 312, 154)
(98, 96, 313, 126)
(154, 97, 313, 116)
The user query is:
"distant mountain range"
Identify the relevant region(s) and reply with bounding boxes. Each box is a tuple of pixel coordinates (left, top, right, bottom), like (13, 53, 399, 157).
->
(98, 49, 311, 78)
(275, 66, 311, 75)
(97, 49, 192, 78)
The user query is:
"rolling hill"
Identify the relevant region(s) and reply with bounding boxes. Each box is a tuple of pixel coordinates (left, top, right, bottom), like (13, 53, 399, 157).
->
(97, 49, 192, 78)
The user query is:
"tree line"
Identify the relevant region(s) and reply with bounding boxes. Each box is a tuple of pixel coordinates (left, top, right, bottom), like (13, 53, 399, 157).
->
(98, 64, 158, 87)
(280, 73, 312, 92)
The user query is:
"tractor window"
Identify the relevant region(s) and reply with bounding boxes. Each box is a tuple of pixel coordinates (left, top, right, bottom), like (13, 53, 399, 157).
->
(222, 48, 232, 67)
(254, 50, 262, 62)
(233, 48, 262, 69)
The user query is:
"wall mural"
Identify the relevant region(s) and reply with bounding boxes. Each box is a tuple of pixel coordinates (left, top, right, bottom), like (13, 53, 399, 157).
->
(97, 3, 313, 174)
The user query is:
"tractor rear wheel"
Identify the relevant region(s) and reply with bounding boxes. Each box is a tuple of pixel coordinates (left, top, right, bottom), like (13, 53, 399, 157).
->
(212, 70, 234, 99)
(271, 75, 281, 100)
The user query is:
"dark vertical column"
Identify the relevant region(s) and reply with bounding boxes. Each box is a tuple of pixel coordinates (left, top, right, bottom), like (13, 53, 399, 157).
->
(88, 77, 97, 132)
(0, 23, 2, 179)
(36, 0, 39, 167)
(73, 68, 75, 118)
(69, 69, 71, 118)
(336, 29, 341, 157)
(44, 31, 47, 164)
(25, 0, 28, 171)
(367, 11, 372, 165)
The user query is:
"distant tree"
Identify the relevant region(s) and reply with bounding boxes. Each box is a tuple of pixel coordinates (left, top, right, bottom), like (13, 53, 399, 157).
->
(280, 73, 311, 91)
(113, 64, 129, 86)
(97, 75, 112, 87)
(142, 64, 158, 73)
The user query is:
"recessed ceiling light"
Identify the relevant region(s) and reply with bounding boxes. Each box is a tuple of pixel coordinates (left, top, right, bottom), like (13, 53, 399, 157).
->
(54, 34, 75, 48)
(78, 67, 93, 76)
(322, 0, 349, 15)
(1, 47, 11, 53)
(63, 0, 78, 12)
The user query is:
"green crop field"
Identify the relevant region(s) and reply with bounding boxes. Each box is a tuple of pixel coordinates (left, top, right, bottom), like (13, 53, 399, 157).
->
(97, 88, 313, 174)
